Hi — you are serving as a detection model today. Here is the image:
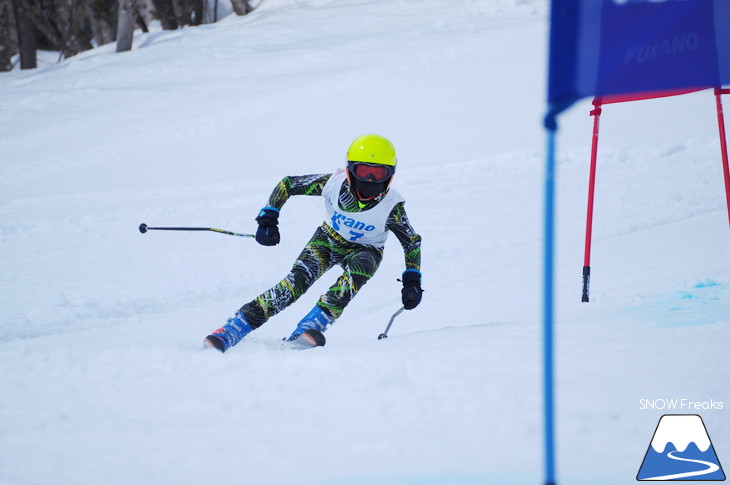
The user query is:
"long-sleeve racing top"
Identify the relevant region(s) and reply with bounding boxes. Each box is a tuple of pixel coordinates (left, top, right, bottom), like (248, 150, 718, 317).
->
(265, 174, 421, 272)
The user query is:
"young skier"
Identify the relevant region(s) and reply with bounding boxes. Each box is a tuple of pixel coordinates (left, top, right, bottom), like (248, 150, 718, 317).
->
(204, 134, 422, 352)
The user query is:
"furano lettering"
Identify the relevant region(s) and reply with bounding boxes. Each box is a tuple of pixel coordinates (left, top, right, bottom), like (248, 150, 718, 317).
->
(624, 33, 699, 65)
(331, 211, 375, 232)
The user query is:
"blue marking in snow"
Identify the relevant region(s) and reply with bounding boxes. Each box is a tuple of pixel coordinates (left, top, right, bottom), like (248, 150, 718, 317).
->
(623, 280, 728, 328)
(694, 280, 719, 289)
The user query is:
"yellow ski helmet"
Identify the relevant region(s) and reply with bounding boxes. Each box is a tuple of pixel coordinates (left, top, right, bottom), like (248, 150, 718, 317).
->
(346, 134, 397, 167)
(346, 134, 397, 202)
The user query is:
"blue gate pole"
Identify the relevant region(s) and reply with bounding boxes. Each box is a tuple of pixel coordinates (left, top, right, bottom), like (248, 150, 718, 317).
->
(544, 125, 558, 485)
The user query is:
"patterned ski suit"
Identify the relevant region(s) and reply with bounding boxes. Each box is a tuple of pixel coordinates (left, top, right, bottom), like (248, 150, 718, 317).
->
(239, 171, 421, 329)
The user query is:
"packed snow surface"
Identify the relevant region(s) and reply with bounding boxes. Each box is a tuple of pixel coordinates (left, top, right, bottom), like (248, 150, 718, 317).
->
(1, 1, 728, 484)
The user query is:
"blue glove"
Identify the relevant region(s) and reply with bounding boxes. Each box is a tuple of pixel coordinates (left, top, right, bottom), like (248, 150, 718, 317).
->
(255, 207, 280, 246)
(401, 269, 422, 310)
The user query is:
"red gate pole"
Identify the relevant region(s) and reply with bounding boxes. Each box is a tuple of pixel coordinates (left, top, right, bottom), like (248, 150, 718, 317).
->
(582, 98, 602, 302)
(714, 88, 730, 228)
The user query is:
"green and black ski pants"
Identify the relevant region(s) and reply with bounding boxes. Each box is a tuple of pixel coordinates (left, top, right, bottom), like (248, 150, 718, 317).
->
(240, 224, 383, 328)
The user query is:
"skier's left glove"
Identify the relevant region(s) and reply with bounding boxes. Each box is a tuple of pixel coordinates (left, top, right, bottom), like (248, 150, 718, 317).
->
(401, 269, 422, 310)
(255, 206, 280, 246)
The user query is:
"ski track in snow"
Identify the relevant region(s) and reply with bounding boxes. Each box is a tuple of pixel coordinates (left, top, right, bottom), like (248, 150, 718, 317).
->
(1, 1, 728, 484)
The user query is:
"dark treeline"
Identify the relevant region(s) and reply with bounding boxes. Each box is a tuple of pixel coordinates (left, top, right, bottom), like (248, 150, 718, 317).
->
(0, 0, 254, 71)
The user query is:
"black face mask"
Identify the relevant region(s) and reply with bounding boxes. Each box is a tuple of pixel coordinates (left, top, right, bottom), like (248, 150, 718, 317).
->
(353, 178, 388, 201)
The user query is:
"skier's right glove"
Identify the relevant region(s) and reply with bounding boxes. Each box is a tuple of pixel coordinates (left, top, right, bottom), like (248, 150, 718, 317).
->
(255, 206, 280, 246)
(401, 269, 422, 310)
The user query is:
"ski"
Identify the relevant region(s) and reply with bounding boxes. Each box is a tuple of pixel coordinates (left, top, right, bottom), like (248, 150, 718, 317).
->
(284, 329, 326, 350)
(204, 328, 326, 352)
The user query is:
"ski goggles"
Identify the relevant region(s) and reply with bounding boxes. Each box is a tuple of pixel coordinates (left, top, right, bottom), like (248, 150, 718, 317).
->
(347, 161, 395, 183)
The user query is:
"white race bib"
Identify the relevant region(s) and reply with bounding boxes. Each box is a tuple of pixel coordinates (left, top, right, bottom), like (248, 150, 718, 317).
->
(322, 169, 404, 247)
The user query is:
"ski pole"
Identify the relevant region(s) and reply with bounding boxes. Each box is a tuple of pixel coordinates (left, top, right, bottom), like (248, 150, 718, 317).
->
(378, 306, 405, 340)
(139, 223, 254, 238)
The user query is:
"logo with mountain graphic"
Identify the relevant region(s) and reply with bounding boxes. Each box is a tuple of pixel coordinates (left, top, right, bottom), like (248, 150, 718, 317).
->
(637, 414, 725, 481)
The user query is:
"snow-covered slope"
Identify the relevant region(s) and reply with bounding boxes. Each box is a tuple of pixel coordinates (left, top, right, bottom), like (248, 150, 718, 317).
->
(1, 1, 728, 484)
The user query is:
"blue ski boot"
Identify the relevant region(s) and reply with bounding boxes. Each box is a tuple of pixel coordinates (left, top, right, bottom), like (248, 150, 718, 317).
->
(205, 311, 253, 353)
(287, 305, 334, 343)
